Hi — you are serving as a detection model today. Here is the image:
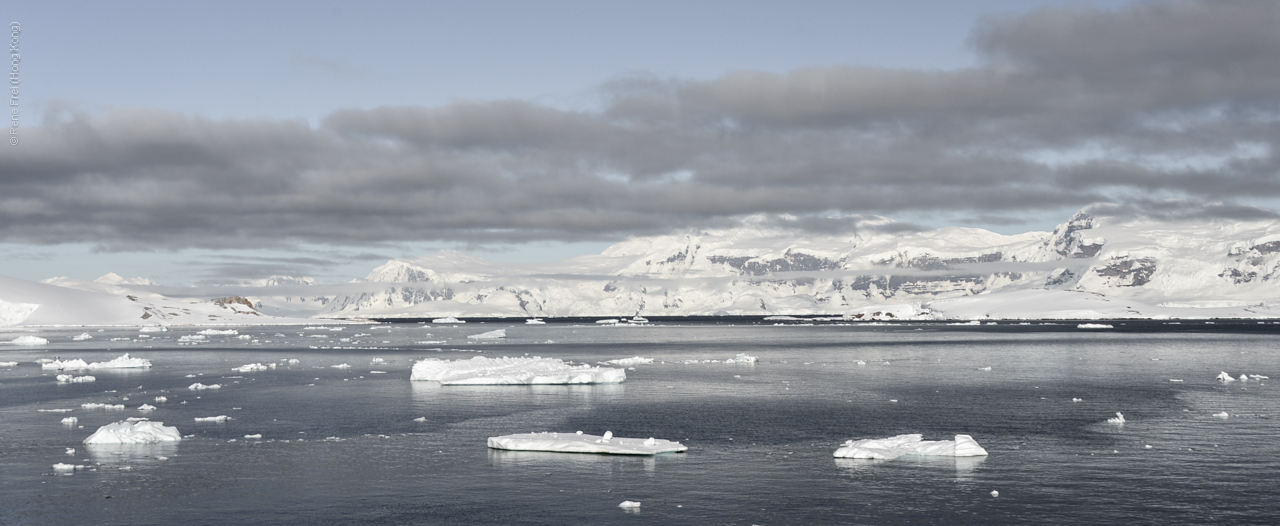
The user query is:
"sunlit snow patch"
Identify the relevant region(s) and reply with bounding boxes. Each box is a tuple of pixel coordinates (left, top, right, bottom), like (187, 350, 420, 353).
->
(411, 356, 625, 385)
(467, 329, 506, 340)
(83, 420, 182, 444)
(833, 434, 988, 460)
(488, 431, 686, 455)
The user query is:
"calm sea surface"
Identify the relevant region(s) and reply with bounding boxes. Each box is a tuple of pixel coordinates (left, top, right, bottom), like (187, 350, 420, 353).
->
(1, 321, 1277, 525)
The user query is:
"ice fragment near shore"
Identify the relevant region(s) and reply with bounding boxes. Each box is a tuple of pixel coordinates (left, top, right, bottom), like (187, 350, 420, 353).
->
(83, 420, 182, 444)
(411, 356, 625, 385)
(833, 434, 988, 459)
(487, 431, 687, 455)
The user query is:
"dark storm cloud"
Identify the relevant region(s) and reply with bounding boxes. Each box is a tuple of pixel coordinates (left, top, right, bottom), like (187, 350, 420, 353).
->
(2, 0, 1279, 250)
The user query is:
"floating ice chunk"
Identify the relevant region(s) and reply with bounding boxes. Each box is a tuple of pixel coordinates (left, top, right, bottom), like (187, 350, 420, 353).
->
(62, 417, 78, 425)
(525, 318, 546, 325)
(139, 326, 168, 333)
(1213, 412, 1229, 419)
(990, 490, 999, 498)
(833, 434, 989, 459)
(331, 363, 351, 369)
(856, 360, 866, 366)
(432, 317, 464, 324)
(370, 358, 386, 365)
(1106, 412, 1126, 424)
(0, 361, 14, 366)
(56, 374, 96, 383)
(618, 501, 641, 509)
(10, 335, 49, 345)
(601, 357, 654, 366)
(42, 359, 89, 370)
(88, 354, 151, 369)
(65, 447, 75, 455)
(731, 353, 757, 364)
(52, 463, 85, 472)
(1252, 374, 1270, 380)
(82, 403, 126, 410)
(467, 329, 506, 340)
(194, 415, 230, 423)
(487, 431, 687, 455)
(154, 396, 167, 403)
(178, 335, 206, 342)
(595, 319, 620, 325)
(198, 329, 238, 336)
(1170, 379, 1184, 382)
(84, 420, 182, 444)
(978, 366, 992, 372)
(1077, 323, 1113, 329)
(188, 383, 222, 390)
(1072, 398, 1083, 402)
(1217, 372, 1236, 382)
(413, 417, 427, 422)
(245, 434, 262, 439)
(1239, 374, 1249, 381)
(411, 356, 625, 385)
(371, 371, 387, 374)
(38, 408, 75, 412)
(287, 359, 300, 365)
(72, 333, 93, 341)
(601, 431, 613, 441)
(138, 404, 157, 412)
(233, 363, 272, 373)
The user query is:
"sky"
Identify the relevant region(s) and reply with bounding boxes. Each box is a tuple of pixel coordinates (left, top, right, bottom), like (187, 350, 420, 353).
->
(3, 0, 1279, 285)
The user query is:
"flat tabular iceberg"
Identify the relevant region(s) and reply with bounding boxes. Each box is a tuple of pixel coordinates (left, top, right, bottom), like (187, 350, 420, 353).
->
(833, 434, 988, 459)
(83, 420, 182, 444)
(1077, 323, 1114, 329)
(87, 353, 151, 369)
(601, 356, 654, 366)
(488, 431, 686, 455)
(467, 329, 506, 340)
(432, 317, 464, 324)
(189, 383, 222, 390)
(411, 356, 625, 385)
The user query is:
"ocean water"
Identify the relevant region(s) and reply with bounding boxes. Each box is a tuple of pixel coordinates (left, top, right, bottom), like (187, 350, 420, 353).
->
(1, 322, 1277, 525)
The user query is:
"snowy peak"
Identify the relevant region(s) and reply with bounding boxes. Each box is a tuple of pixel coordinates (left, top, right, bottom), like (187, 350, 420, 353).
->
(242, 275, 318, 287)
(94, 272, 158, 286)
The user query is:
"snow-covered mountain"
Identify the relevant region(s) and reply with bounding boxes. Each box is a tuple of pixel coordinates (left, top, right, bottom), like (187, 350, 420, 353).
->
(247, 204, 1280, 319)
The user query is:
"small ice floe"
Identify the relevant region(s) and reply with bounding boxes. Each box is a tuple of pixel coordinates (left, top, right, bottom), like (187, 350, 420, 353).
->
(487, 431, 687, 455)
(856, 360, 866, 366)
(42, 359, 89, 371)
(178, 335, 205, 342)
(52, 463, 86, 472)
(1077, 323, 1113, 329)
(188, 383, 222, 390)
(978, 366, 992, 372)
(198, 329, 238, 336)
(38, 408, 75, 412)
(232, 363, 274, 373)
(1217, 372, 1236, 382)
(467, 329, 506, 340)
(244, 434, 262, 439)
(432, 317, 464, 324)
(82, 403, 126, 410)
(413, 417, 427, 422)
(137, 404, 157, 412)
(371, 371, 387, 374)
(1105, 412, 1126, 424)
(1213, 412, 1229, 419)
(1170, 379, 1184, 382)
(139, 326, 167, 333)
(65, 447, 76, 456)
(595, 319, 620, 325)
(601, 357, 654, 366)
(370, 358, 386, 365)
(618, 501, 641, 509)
(83, 420, 182, 444)
(194, 415, 230, 423)
(88, 354, 152, 369)
(0, 361, 16, 366)
(155, 396, 168, 403)
(411, 356, 625, 385)
(72, 333, 93, 341)
(62, 417, 78, 425)
(833, 434, 988, 460)
(1072, 398, 1083, 402)
(331, 363, 351, 369)
(730, 353, 757, 364)
(287, 359, 301, 365)
(10, 335, 49, 345)
(990, 490, 999, 498)
(56, 374, 96, 383)
(525, 318, 546, 325)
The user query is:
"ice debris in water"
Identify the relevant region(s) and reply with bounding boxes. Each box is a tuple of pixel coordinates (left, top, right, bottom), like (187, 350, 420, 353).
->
(194, 415, 230, 423)
(85, 354, 151, 369)
(413, 417, 427, 422)
(82, 403, 125, 410)
(154, 396, 167, 403)
(331, 363, 351, 369)
(370, 358, 386, 365)
(10, 335, 49, 345)
(42, 359, 89, 370)
(991, 490, 999, 498)
(487, 431, 687, 455)
(730, 353, 757, 364)
(1106, 412, 1126, 424)
(467, 329, 506, 340)
(1077, 323, 1113, 329)
(137, 404, 157, 412)
(245, 434, 262, 439)
(61, 417, 78, 425)
(1072, 398, 1083, 402)
(411, 356, 625, 385)
(432, 317, 464, 324)
(198, 329, 238, 336)
(978, 366, 992, 371)
(287, 359, 301, 365)
(56, 374, 96, 383)
(83, 420, 182, 444)
(232, 363, 274, 373)
(618, 501, 641, 509)
(601, 357, 654, 366)
(188, 383, 222, 390)
(52, 463, 86, 472)
(65, 448, 75, 455)
(0, 361, 16, 366)
(833, 434, 989, 459)
(72, 333, 93, 341)
(1217, 372, 1236, 382)
(1213, 412, 1229, 419)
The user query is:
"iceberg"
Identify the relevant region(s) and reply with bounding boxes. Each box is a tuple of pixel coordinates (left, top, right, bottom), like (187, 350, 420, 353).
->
(833, 434, 988, 459)
(601, 357, 654, 366)
(467, 329, 506, 340)
(82, 403, 125, 410)
(10, 335, 49, 345)
(432, 317, 464, 324)
(1077, 323, 1114, 329)
(233, 363, 273, 372)
(525, 318, 546, 325)
(61, 417, 78, 425)
(42, 359, 89, 370)
(137, 404, 157, 412)
(87, 353, 151, 369)
(188, 383, 222, 390)
(411, 356, 625, 385)
(72, 333, 93, 341)
(198, 329, 238, 335)
(194, 415, 230, 423)
(487, 431, 687, 455)
(83, 420, 182, 444)
(1217, 372, 1236, 382)
(1106, 412, 1126, 424)
(56, 374, 96, 383)
(0, 361, 16, 366)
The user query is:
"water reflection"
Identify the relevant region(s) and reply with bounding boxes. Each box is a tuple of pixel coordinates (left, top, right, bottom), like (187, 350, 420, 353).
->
(487, 448, 683, 473)
(834, 454, 986, 480)
(85, 442, 180, 466)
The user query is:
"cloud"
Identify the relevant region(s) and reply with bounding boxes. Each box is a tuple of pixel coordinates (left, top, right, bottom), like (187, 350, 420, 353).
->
(2, 1, 1279, 250)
